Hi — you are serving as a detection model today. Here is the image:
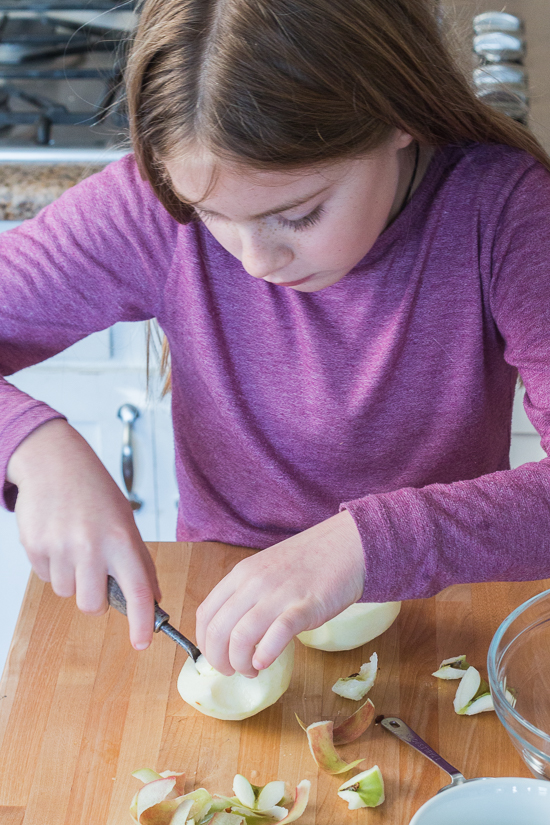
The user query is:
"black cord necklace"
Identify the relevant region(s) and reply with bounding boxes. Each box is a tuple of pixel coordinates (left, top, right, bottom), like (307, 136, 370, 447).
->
(400, 140, 420, 213)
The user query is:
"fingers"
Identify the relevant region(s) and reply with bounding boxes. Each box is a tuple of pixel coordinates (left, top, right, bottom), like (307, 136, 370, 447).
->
(196, 586, 252, 676)
(75, 564, 109, 616)
(22, 530, 158, 650)
(195, 576, 240, 660)
(27, 553, 51, 583)
(195, 512, 366, 677)
(251, 611, 302, 670)
(10, 419, 161, 652)
(230, 605, 300, 675)
(197, 578, 307, 676)
(111, 560, 156, 650)
(49, 562, 77, 599)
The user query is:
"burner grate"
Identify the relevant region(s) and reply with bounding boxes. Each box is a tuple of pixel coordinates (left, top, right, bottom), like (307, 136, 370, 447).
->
(0, 6, 130, 146)
(0, 2, 135, 10)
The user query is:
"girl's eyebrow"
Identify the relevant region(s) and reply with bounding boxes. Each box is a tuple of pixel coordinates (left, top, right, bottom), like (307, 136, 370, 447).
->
(190, 184, 331, 220)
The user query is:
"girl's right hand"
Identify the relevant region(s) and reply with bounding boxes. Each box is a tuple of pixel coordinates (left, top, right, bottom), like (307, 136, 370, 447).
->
(6, 418, 161, 650)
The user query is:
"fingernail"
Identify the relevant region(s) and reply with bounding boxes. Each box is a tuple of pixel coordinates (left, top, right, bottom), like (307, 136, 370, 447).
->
(134, 641, 149, 650)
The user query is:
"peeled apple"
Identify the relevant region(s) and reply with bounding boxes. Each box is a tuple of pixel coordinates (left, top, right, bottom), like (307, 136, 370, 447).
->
(297, 602, 401, 652)
(177, 641, 294, 721)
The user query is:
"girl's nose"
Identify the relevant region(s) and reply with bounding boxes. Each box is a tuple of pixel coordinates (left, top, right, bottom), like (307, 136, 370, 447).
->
(240, 231, 293, 280)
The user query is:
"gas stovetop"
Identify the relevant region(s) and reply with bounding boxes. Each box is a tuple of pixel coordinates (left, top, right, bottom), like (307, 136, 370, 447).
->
(0, 1, 135, 162)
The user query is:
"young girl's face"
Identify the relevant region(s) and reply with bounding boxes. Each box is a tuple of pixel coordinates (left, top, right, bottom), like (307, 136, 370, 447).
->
(166, 130, 414, 292)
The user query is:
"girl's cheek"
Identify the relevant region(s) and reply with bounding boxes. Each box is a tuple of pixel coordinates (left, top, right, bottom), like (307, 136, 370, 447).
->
(207, 224, 242, 259)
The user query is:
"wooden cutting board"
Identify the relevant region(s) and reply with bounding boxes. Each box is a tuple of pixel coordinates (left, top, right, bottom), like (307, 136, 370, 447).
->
(0, 541, 547, 825)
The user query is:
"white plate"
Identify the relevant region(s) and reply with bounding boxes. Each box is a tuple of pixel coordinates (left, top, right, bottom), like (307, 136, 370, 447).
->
(409, 777, 550, 825)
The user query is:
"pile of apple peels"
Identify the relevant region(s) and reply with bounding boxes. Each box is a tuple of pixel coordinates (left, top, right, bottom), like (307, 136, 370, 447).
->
(129, 769, 310, 825)
(433, 655, 516, 715)
(131, 656, 383, 822)
(295, 661, 384, 810)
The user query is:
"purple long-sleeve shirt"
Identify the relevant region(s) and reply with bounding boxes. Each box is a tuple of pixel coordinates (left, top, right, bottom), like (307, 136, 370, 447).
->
(1, 143, 550, 602)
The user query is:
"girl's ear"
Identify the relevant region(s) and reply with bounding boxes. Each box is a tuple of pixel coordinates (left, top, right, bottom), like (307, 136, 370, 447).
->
(394, 130, 415, 150)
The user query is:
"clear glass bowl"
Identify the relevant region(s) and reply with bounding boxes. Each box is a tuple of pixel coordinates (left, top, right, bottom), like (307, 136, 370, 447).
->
(488, 588, 550, 779)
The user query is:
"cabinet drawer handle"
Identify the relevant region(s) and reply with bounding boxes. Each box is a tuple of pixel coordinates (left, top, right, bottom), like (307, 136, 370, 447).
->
(117, 404, 142, 511)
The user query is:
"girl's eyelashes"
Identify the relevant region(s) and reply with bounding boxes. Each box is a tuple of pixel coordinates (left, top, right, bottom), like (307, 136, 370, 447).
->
(195, 209, 215, 224)
(195, 203, 325, 231)
(278, 204, 324, 231)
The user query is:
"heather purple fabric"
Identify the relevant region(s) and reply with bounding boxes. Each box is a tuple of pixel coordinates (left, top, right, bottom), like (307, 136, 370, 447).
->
(1, 143, 550, 601)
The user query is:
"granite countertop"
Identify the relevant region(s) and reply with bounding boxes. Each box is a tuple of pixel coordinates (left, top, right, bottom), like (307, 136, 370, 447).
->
(0, 164, 106, 220)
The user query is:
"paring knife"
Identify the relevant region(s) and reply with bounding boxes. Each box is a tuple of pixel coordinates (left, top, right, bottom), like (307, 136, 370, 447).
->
(107, 575, 201, 662)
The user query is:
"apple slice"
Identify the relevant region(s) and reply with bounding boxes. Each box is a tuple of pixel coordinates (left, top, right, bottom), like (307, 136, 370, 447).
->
(298, 602, 401, 651)
(177, 642, 294, 721)
(338, 766, 385, 809)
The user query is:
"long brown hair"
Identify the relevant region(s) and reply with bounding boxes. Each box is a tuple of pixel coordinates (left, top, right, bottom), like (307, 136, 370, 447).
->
(126, 0, 550, 391)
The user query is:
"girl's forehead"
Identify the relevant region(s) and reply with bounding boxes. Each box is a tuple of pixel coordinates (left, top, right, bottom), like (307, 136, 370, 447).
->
(167, 151, 340, 208)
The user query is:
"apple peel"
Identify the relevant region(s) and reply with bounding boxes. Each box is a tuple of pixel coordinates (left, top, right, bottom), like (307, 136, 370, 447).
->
(333, 698, 375, 745)
(454, 666, 493, 715)
(217, 774, 288, 820)
(432, 655, 471, 680)
(452, 666, 518, 716)
(130, 773, 213, 825)
(277, 780, 311, 823)
(296, 717, 365, 775)
(332, 653, 378, 700)
(131, 770, 309, 825)
(337, 766, 385, 809)
(214, 775, 310, 823)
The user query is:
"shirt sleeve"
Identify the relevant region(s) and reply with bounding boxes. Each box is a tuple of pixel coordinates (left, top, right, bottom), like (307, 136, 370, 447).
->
(0, 154, 178, 508)
(341, 158, 550, 602)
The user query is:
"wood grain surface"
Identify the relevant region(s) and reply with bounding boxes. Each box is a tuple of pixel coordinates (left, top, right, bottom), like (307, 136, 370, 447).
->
(0, 542, 548, 825)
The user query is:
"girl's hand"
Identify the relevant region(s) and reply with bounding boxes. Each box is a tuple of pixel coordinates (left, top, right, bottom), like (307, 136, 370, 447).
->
(7, 418, 161, 650)
(195, 510, 365, 677)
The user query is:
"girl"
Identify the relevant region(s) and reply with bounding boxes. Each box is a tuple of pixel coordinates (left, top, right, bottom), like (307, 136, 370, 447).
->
(2, 0, 550, 679)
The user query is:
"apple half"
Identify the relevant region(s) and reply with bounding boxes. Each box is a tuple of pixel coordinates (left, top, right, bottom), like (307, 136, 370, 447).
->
(177, 641, 295, 721)
(297, 602, 401, 652)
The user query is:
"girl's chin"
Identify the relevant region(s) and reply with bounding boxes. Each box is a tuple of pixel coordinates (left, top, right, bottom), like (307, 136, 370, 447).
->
(289, 271, 347, 291)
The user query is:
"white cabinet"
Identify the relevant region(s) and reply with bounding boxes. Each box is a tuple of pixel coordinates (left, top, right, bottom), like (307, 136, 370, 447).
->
(0, 320, 178, 674)
(510, 385, 547, 468)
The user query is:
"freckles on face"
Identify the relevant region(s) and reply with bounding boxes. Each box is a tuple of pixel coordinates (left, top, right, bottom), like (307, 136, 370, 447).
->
(165, 139, 406, 292)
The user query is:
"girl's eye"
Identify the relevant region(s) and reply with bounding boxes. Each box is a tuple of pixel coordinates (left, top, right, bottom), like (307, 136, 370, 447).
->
(195, 209, 216, 224)
(279, 204, 324, 231)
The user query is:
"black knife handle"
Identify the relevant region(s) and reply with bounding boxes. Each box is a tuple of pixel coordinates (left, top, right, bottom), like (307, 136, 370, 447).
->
(107, 575, 201, 660)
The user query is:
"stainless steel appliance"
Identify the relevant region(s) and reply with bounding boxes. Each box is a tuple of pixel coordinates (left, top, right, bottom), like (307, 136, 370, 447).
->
(0, 0, 134, 162)
(472, 11, 529, 125)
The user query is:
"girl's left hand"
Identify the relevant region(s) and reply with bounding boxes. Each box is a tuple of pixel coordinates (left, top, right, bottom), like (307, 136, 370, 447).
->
(195, 510, 365, 677)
